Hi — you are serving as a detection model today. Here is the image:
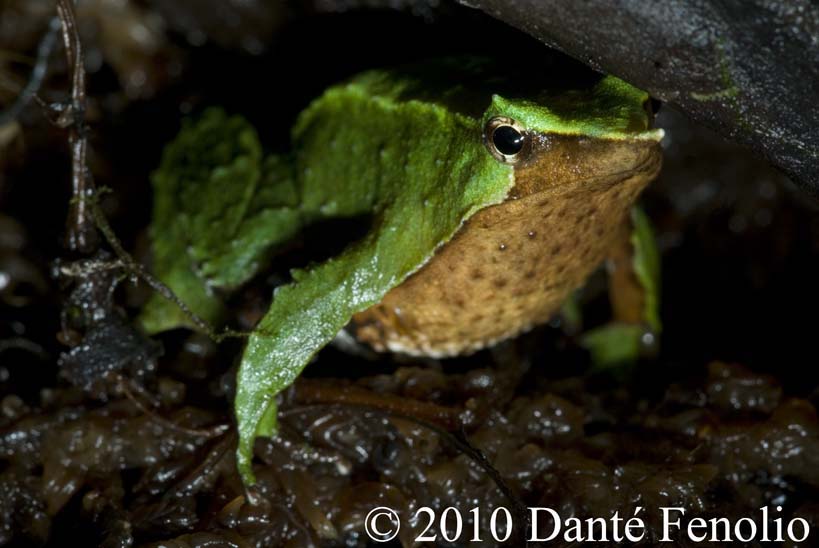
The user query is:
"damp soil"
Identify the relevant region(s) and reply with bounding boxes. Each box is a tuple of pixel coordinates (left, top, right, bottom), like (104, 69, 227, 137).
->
(1, 2, 818, 547)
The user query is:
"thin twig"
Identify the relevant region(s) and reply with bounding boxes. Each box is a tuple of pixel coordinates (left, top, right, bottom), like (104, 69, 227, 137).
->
(55, 0, 97, 253)
(117, 374, 230, 439)
(51, 3, 240, 346)
(293, 378, 464, 430)
(0, 16, 60, 125)
(89, 198, 243, 342)
(0, 337, 49, 359)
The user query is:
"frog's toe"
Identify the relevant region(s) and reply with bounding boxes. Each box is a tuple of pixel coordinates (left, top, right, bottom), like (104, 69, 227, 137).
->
(580, 322, 658, 369)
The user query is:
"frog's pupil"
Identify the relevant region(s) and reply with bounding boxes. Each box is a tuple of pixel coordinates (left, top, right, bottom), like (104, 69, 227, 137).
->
(493, 125, 525, 156)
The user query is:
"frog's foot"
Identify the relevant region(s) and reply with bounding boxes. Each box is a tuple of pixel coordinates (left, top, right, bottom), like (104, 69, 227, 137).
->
(581, 207, 661, 368)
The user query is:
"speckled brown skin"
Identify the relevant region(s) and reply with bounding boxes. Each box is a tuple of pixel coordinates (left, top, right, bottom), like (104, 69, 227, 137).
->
(351, 134, 662, 357)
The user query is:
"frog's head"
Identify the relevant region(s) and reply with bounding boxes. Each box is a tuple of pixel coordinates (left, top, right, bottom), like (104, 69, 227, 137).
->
(481, 75, 663, 198)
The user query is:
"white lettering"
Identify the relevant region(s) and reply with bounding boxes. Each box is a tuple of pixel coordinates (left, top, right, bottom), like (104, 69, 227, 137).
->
(687, 517, 707, 542)
(528, 507, 560, 542)
(625, 506, 645, 542)
(709, 517, 731, 541)
(734, 517, 756, 542)
(788, 518, 810, 543)
(564, 517, 582, 542)
(661, 507, 684, 541)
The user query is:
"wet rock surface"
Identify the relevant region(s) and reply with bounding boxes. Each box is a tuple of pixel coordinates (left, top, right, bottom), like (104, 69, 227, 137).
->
(456, 0, 819, 194)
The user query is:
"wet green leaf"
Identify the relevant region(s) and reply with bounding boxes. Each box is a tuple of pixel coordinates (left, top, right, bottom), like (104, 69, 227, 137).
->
(140, 109, 301, 333)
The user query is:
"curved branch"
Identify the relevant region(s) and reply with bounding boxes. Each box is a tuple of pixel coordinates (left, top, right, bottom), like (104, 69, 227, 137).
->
(0, 16, 60, 126)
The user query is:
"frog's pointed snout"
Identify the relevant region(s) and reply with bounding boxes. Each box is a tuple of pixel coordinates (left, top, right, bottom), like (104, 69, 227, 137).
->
(613, 136, 663, 176)
(594, 137, 663, 190)
(512, 135, 662, 196)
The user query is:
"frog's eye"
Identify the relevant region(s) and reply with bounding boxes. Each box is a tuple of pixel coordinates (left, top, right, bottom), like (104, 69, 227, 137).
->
(483, 116, 530, 164)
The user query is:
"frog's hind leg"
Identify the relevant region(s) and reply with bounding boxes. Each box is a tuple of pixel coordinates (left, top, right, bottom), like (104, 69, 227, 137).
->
(580, 207, 661, 368)
(608, 212, 650, 326)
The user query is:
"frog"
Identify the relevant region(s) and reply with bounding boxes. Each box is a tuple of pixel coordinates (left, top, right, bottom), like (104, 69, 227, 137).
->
(140, 58, 663, 485)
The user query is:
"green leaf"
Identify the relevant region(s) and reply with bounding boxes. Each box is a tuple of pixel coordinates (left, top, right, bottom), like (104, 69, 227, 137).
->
(140, 109, 301, 333)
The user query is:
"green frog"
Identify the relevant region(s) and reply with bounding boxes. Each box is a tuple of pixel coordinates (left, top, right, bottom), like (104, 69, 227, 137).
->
(141, 59, 663, 484)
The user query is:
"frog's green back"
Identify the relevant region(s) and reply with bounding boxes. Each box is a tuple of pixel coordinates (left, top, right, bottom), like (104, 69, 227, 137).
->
(310, 58, 659, 142)
(291, 67, 510, 222)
